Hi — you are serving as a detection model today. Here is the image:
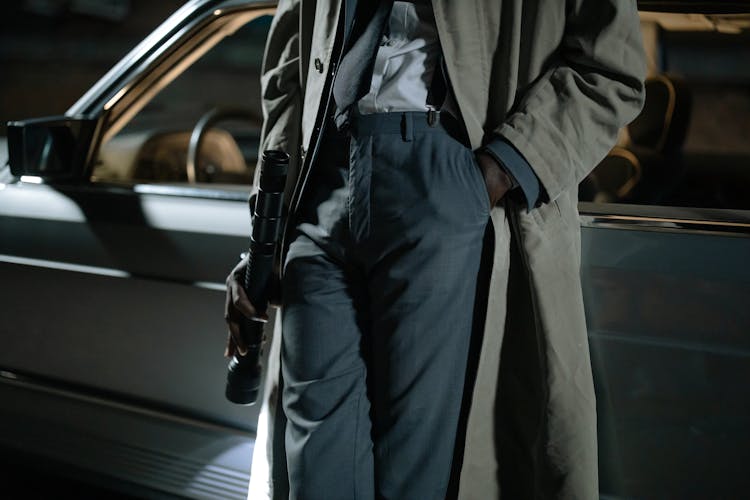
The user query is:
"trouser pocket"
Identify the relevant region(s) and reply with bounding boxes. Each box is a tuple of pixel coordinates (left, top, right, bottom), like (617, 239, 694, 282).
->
(348, 135, 373, 242)
(464, 147, 492, 214)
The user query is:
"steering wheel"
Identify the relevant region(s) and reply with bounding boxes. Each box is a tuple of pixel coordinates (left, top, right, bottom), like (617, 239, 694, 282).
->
(187, 108, 260, 183)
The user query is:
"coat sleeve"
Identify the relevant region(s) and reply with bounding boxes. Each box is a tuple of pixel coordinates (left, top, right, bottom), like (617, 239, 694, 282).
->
(492, 0, 647, 204)
(255, 0, 303, 187)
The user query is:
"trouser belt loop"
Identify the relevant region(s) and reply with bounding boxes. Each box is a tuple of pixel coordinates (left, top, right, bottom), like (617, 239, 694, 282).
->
(427, 109, 439, 127)
(401, 113, 413, 142)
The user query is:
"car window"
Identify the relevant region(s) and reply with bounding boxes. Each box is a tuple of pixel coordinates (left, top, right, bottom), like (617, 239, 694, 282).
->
(91, 14, 272, 187)
(579, 13, 750, 211)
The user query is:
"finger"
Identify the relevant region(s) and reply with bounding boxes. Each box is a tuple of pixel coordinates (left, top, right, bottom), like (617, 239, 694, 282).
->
(228, 305, 270, 324)
(224, 283, 233, 322)
(229, 279, 258, 320)
(228, 321, 248, 356)
(224, 331, 236, 358)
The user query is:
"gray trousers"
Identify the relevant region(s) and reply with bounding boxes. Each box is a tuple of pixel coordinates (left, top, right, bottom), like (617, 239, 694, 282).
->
(281, 111, 489, 499)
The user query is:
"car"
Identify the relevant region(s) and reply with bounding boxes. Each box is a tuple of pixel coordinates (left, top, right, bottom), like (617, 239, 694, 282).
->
(1, 0, 748, 498)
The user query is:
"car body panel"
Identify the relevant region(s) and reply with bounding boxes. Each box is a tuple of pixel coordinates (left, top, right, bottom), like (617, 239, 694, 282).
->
(0, 181, 260, 425)
(580, 209, 750, 496)
(0, 182, 264, 499)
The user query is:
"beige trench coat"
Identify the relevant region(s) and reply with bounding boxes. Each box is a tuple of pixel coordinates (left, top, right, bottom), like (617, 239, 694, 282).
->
(247, 1, 646, 498)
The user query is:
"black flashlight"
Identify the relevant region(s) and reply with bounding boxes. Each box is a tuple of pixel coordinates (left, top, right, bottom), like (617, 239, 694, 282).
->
(225, 149, 289, 405)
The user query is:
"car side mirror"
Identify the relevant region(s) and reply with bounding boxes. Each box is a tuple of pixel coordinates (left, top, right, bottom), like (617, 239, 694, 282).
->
(7, 115, 99, 181)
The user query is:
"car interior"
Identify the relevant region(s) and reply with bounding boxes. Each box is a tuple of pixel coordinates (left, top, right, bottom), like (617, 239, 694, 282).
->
(580, 13, 750, 210)
(92, 12, 268, 188)
(88, 11, 749, 212)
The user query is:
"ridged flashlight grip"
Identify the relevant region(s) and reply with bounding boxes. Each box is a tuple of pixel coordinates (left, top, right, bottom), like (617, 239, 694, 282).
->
(244, 242, 275, 310)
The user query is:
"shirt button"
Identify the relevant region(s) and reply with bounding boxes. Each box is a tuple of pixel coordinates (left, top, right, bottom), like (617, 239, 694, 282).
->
(314, 58, 324, 73)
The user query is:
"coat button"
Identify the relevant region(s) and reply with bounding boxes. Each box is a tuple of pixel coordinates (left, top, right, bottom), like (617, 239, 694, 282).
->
(314, 58, 324, 73)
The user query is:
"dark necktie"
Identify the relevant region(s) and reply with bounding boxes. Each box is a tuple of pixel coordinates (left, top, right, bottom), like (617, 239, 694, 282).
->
(332, 0, 395, 129)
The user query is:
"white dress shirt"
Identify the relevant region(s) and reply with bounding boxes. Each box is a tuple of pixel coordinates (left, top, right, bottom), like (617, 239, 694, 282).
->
(357, 0, 443, 114)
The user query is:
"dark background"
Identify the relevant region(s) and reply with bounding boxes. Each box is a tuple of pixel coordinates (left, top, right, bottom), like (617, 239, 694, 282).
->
(0, 0, 184, 135)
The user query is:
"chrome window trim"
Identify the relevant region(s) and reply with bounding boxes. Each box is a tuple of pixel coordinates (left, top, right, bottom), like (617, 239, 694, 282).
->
(94, 4, 274, 141)
(132, 183, 252, 202)
(579, 202, 750, 237)
(68, 0, 225, 117)
(62, 0, 274, 194)
(68, 0, 276, 118)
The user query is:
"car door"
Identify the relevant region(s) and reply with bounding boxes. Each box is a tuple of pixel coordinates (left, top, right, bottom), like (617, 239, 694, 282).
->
(580, 5, 750, 498)
(0, 2, 276, 499)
